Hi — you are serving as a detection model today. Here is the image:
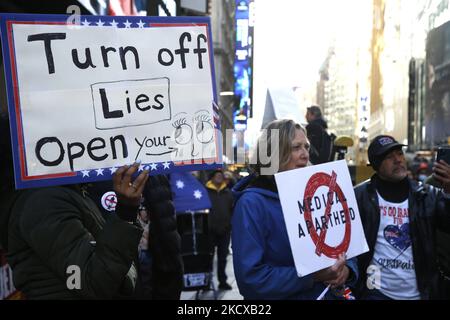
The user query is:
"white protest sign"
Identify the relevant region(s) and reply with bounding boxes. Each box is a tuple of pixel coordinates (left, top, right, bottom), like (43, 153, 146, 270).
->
(0, 15, 221, 188)
(274, 160, 369, 277)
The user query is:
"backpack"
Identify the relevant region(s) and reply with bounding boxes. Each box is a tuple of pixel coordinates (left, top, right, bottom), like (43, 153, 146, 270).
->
(310, 130, 336, 164)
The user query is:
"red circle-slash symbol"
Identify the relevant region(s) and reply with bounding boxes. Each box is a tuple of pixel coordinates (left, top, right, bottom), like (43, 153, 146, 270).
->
(105, 194, 117, 208)
(303, 170, 351, 258)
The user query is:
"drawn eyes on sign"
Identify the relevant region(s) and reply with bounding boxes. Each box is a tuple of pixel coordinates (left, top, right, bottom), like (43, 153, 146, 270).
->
(194, 113, 214, 144)
(171, 111, 214, 149)
(173, 118, 193, 145)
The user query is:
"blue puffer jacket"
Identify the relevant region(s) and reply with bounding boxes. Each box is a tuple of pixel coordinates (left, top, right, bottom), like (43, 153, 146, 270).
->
(231, 174, 358, 300)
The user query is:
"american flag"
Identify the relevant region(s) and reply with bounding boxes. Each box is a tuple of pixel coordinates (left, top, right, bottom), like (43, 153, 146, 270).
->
(170, 172, 211, 212)
(343, 287, 356, 300)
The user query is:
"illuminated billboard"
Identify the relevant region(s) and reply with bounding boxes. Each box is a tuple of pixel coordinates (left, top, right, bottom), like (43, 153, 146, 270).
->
(234, 0, 254, 131)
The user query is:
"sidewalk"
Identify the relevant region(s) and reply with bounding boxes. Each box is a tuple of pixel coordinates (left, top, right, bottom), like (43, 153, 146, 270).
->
(180, 252, 243, 300)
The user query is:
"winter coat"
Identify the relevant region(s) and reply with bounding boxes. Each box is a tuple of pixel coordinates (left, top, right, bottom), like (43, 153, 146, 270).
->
(353, 175, 450, 299)
(142, 175, 184, 300)
(306, 118, 330, 165)
(205, 180, 234, 236)
(0, 186, 142, 299)
(87, 175, 184, 300)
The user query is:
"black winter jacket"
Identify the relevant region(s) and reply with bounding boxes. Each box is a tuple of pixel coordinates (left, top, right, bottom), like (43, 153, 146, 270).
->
(0, 186, 142, 299)
(87, 175, 184, 300)
(142, 175, 184, 300)
(205, 181, 234, 236)
(306, 118, 329, 165)
(353, 175, 450, 299)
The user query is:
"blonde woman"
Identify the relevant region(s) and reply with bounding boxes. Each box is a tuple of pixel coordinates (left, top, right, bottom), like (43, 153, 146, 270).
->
(231, 119, 357, 300)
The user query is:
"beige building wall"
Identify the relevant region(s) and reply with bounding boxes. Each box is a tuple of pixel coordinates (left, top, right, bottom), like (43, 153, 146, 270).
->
(373, 0, 412, 144)
(321, 0, 373, 164)
(370, 0, 450, 147)
(319, 0, 450, 162)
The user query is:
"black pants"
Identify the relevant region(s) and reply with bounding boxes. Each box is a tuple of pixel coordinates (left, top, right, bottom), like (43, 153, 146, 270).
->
(210, 231, 231, 284)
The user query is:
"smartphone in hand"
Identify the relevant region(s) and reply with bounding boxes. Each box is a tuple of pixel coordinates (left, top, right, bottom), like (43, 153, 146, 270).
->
(436, 147, 450, 165)
(424, 147, 450, 188)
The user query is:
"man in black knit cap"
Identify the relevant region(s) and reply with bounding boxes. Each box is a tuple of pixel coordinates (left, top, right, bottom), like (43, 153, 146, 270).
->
(353, 135, 450, 300)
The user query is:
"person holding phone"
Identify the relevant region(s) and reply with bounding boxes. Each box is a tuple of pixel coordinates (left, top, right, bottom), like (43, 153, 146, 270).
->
(353, 135, 450, 300)
(434, 147, 450, 188)
(434, 147, 450, 299)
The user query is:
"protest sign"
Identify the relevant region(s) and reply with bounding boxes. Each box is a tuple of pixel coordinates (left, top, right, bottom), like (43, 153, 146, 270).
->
(274, 160, 369, 277)
(0, 14, 221, 188)
(0, 249, 22, 300)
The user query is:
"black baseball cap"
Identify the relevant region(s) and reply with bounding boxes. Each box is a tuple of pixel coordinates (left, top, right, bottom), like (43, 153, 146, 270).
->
(368, 135, 406, 170)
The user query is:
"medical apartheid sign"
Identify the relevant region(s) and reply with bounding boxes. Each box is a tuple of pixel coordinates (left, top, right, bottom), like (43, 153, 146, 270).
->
(0, 14, 221, 189)
(275, 160, 369, 277)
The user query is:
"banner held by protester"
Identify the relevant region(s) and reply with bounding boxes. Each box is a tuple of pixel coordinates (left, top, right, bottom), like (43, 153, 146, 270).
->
(0, 14, 222, 189)
(275, 160, 369, 277)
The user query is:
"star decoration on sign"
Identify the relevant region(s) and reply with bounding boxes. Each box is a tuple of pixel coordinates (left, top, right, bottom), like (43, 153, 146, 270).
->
(81, 170, 90, 177)
(137, 20, 146, 28)
(82, 19, 90, 26)
(193, 190, 203, 199)
(96, 19, 105, 26)
(149, 163, 158, 171)
(176, 180, 185, 189)
(110, 167, 118, 174)
(163, 162, 171, 169)
(123, 20, 132, 28)
(96, 168, 104, 176)
(110, 19, 119, 27)
(139, 164, 145, 172)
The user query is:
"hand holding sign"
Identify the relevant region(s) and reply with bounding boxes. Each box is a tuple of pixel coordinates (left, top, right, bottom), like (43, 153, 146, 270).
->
(313, 253, 349, 288)
(113, 162, 149, 207)
(275, 160, 369, 277)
